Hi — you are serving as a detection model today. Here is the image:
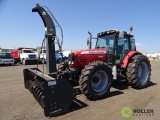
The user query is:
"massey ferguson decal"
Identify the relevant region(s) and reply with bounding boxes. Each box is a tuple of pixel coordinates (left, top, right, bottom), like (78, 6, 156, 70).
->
(81, 51, 106, 54)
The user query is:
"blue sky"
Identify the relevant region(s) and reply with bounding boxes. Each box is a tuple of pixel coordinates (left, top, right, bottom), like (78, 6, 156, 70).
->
(0, 0, 160, 53)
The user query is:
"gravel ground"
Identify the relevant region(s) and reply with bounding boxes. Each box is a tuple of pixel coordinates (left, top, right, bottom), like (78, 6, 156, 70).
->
(0, 61, 159, 120)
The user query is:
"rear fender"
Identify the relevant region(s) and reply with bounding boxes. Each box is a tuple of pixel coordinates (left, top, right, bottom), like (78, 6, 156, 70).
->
(121, 50, 142, 68)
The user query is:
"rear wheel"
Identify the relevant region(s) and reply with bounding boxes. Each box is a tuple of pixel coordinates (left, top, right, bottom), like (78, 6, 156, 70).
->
(79, 61, 112, 100)
(126, 54, 151, 89)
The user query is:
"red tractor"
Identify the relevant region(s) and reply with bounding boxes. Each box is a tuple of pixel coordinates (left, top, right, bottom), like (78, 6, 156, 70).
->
(58, 28, 151, 99)
(23, 4, 151, 117)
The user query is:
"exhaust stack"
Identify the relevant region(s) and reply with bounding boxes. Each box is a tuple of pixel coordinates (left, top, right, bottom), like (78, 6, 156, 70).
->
(87, 31, 92, 49)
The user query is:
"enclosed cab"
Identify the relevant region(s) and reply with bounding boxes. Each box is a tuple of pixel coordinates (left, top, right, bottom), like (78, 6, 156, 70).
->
(10, 47, 38, 65)
(0, 52, 14, 65)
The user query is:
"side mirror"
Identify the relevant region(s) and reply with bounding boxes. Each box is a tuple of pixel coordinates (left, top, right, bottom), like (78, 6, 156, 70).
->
(118, 31, 124, 39)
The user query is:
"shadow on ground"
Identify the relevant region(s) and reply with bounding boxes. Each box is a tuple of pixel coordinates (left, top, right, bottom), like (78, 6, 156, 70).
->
(112, 80, 156, 90)
(50, 80, 156, 118)
(51, 88, 124, 118)
(112, 79, 129, 90)
(145, 81, 157, 88)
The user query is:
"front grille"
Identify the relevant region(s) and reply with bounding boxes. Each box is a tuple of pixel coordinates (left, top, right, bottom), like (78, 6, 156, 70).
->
(68, 53, 75, 62)
(29, 55, 36, 59)
(4, 61, 12, 62)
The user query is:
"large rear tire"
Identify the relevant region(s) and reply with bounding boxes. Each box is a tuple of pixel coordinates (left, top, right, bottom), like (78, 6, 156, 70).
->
(79, 61, 112, 100)
(126, 54, 151, 89)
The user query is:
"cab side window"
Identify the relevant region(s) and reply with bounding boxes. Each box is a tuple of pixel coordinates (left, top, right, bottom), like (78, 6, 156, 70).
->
(130, 38, 136, 50)
(117, 38, 129, 54)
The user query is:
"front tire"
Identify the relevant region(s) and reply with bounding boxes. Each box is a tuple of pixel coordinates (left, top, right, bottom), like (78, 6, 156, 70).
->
(126, 54, 151, 89)
(57, 60, 69, 78)
(79, 61, 112, 100)
(57, 60, 68, 72)
(22, 59, 27, 65)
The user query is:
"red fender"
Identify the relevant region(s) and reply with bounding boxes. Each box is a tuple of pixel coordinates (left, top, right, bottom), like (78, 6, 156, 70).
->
(121, 50, 142, 68)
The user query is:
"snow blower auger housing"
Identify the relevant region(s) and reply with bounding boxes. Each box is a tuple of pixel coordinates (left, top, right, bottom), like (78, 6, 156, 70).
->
(23, 4, 76, 117)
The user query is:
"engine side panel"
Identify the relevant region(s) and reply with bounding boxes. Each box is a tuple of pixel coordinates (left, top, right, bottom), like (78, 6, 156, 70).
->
(77, 54, 106, 68)
(68, 48, 107, 68)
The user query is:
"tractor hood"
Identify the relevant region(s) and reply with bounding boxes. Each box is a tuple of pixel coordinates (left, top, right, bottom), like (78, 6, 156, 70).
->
(68, 48, 107, 68)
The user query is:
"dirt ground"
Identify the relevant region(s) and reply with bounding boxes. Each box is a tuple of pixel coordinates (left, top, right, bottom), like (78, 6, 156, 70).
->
(0, 61, 160, 120)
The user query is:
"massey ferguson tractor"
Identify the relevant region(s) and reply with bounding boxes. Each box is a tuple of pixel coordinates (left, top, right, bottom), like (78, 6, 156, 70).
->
(57, 27, 152, 99)
(23, 4, 151, 117)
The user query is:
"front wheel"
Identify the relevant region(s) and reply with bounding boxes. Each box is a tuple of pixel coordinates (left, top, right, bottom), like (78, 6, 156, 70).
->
(126, 54, 151, 89)
(22, 59, 27, 65)
(79, 61, 112, 100)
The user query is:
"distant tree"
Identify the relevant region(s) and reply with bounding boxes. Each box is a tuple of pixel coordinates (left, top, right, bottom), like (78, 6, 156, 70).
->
(55, 50, 60, 53)
(32, 48, 37, 51)
(32, 46, 41, 52)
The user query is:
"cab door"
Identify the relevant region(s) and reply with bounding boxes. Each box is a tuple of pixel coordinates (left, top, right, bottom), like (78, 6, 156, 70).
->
(106, 39, 115, 65)
(115, 36, 130, 64)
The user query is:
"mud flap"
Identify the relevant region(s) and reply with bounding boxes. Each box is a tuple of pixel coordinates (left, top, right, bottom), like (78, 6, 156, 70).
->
(23, 68, 77, 117)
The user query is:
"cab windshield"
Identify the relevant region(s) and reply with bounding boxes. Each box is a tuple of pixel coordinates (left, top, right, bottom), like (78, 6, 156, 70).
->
(0, 53, 13, 58)
(23, 50, 34, 53)
(96, 34, 115, 49)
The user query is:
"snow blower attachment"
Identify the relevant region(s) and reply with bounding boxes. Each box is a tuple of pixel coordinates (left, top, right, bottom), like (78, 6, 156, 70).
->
(23, 4, 76, 117)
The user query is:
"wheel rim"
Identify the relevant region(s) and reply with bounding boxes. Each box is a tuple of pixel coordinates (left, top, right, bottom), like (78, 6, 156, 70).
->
(91, 70, 108, 92)
(138, 62, 149, 83)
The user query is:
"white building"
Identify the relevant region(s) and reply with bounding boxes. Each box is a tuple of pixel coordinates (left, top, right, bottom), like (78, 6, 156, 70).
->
(145, 53, 160, 58)
(62, 51, 71, 57)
